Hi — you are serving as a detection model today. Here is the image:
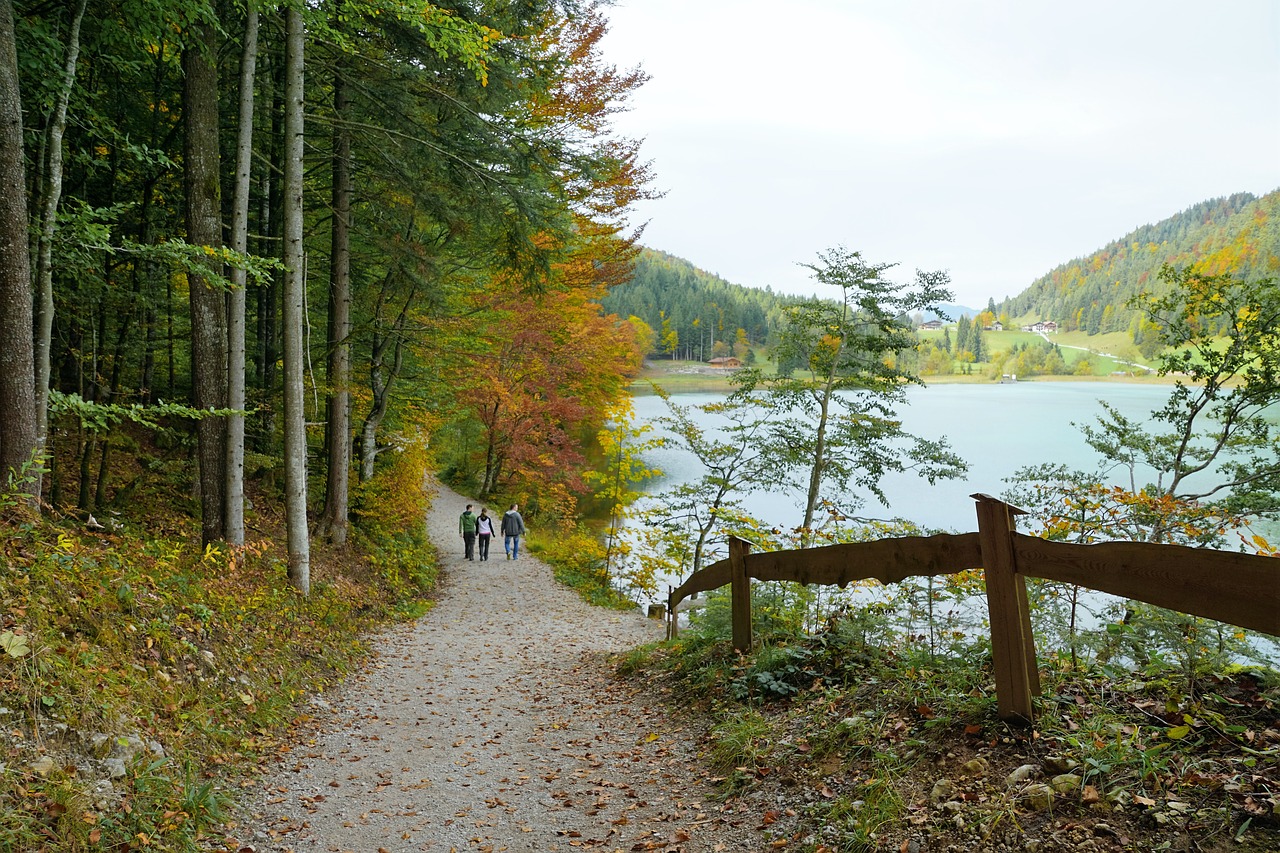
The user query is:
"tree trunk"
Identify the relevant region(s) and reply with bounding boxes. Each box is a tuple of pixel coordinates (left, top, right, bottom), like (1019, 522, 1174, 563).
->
(358, 268, 410, 483)
(281, 5, 310, 594)
(800, 389, 830, 546)
(358, 302, 408, 482)
(255, 46, 281, 452)
(358, 330, 402, 483)
(481, 401, 500, 495)
(183, 19, 228, 545)
(31, 0, 85, 503)
(319, 61, 351, 545)
(0, 0, 37, 505)
(225, 7, 258, 548)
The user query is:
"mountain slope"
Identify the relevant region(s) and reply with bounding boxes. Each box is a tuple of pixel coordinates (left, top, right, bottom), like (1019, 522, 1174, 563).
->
(601, 248, 801, 359)
(998, 190, 1280, 335)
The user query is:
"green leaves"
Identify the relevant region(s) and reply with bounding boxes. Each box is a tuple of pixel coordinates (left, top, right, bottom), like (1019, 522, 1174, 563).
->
(49, 390, 247, 434)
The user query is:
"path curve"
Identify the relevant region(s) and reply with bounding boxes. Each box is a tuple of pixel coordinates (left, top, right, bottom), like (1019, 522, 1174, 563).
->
(238, 478, 764, 852)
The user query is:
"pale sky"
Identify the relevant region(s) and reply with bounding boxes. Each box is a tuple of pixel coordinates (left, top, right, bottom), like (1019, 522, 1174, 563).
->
(598, 0, 1280, 307)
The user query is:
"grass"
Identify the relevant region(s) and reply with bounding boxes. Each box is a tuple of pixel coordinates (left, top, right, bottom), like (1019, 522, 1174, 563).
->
(920, 328, 1158, 378)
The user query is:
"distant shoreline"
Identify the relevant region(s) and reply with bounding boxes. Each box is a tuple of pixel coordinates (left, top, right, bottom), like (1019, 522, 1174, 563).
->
(631, 363, 1182, 395)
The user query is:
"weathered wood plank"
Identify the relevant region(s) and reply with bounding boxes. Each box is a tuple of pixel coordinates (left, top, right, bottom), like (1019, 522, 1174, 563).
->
(668, 560, 731, 613)
(1014, 535, 1280, 636)
(730, 537, 752, 652)
(743, 533, 983, 586)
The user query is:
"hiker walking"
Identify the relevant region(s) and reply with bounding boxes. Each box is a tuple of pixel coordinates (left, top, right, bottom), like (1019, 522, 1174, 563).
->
(501, 504, 525, 560)
(476, 508, 495, 561)
(459, 504, 478, 560)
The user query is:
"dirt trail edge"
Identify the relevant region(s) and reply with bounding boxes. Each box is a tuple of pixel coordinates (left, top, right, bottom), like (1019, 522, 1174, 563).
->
(239, 479, 766, 853)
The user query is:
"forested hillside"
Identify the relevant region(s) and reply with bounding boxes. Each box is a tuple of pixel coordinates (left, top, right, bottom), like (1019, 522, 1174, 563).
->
(600, 248, 801, 359)
(998, 190, 1280, 337)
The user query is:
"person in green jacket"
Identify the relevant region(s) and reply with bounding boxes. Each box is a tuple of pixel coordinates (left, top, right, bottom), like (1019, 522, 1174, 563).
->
(459, 504, 478, 560)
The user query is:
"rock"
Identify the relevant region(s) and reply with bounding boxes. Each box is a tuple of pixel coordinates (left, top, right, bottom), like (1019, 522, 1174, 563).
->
(960, 757, 989, 777)
(931, 778, 958, 803)
(1005, 763, 1038, 786)
(1043, 754, 1078, 773)
(90, 733, 112, 757)
(1020, 783, 1054, 810)
(102, 758, 127, 779)
(30, 756, 56, 777)
(109, 735, 147, 762)
(1050, 773, 1081, 793)
(89, 779, 117, 809)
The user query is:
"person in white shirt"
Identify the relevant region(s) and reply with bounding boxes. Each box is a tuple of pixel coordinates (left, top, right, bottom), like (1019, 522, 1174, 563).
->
(475, 508, 496, 561)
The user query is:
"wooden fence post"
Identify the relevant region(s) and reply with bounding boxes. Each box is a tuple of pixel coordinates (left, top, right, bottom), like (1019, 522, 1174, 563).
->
(666, 585, 677, 640)
(973, 494, 1038, 724)
(729, 536, 752, 653)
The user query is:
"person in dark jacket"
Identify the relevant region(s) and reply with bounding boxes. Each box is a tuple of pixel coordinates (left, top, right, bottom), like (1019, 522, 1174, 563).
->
(501, 504, 525, 560)
(459, 504, 477, 560)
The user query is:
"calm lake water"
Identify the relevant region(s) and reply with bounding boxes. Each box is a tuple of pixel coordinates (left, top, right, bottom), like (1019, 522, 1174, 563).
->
(631, 381, 1198, 535)
(627, 380, 1277, 661)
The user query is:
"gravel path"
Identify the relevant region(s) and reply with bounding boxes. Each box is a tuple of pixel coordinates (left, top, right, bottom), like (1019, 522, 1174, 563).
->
(238, 479, 765, 852)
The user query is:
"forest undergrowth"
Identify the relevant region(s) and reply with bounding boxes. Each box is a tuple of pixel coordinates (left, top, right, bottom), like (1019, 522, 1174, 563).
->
(612, 587, 1280, 853)
(0, 437, 438, 852)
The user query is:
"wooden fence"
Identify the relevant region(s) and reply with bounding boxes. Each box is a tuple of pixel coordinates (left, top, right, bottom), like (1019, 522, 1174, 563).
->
(666, 494, 1280, 723)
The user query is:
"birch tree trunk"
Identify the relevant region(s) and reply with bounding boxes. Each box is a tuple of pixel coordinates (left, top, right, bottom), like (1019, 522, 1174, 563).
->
(319, 63, 351, 544)
(226, 7, 259, 548)
(282, 4, 310, 593)
(31, 0, 86, 503)
(0, 0, 37, 505)
(183, 18, 228, 545)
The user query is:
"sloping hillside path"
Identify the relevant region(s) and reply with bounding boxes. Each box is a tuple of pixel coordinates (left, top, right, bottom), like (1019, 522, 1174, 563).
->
(237, 478, 767, 853)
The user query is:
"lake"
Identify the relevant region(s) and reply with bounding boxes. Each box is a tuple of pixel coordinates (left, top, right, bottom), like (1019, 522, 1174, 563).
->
(631, 381, 1203, 536)
(625, 380, 1277, 662)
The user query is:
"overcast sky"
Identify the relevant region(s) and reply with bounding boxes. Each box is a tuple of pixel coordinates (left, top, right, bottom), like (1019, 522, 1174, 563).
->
(597, 0, 1280, 307)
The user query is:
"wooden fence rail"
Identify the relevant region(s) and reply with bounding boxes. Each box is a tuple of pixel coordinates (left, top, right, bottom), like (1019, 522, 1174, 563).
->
(667, 494, 1280, 723)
